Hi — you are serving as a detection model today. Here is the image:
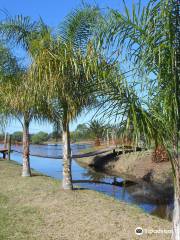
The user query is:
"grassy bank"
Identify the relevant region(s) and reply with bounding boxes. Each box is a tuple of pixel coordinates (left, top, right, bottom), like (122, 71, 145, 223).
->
(0, 159, 171, 240)
(76, 148, 172, 185)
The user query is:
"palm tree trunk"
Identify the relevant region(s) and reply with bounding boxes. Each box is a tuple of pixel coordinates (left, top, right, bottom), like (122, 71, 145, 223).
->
(172, 136, 180, 240)
(4, 132, 7, 148)
(172, 129, 180, 234)
(62, 119, 73, 190)
(173, 170, 180, 240)
(173, 2, 180, 238)
(22, 120, 31, 177)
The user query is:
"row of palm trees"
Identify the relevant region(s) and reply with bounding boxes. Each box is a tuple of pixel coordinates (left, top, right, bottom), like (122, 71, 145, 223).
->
(0, 1, 179, 239)
(0, 6, 103, 185)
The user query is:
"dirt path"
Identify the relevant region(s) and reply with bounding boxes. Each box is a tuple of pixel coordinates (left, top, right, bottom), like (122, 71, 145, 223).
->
(0, 159, 171, 240)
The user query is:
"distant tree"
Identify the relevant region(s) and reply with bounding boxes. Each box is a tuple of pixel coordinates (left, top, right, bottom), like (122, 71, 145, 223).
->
(49, 131, 62, 142)
(11, 131, 23, 143)
(88, 120, 106, 146)
(76, 124, 89, 133)
(71, 123, 89, 141)
(31, 131, 48, 144)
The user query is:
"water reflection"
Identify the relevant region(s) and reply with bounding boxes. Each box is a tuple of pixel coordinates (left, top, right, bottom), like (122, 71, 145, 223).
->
(82, 168, 111, 182)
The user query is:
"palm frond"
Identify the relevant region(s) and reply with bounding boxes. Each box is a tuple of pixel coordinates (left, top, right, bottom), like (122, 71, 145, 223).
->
(0, 15, 38, 50)
(58, 5, 101, 50)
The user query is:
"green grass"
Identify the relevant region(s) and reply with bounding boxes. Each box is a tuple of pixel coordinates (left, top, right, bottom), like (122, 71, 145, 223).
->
(0, 159, 171, 240)
(0, 204, 42, 240)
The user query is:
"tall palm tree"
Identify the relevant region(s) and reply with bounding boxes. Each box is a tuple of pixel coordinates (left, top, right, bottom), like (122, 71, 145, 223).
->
(0, 16, 51, 176)
(99, 0, 180, 238)
(0, 68, 47, 176)
(31, 6, 102, 189)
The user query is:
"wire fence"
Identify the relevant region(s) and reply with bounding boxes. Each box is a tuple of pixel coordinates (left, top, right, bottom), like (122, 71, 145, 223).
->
(11, 148, 113, 159)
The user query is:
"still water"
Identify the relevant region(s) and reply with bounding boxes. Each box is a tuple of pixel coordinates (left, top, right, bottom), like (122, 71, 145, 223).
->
(8, 143, 173, 220)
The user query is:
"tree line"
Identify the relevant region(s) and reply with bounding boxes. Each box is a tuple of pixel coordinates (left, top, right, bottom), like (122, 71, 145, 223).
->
(0, 131, 50, 144)
(0, 120, 114, 144)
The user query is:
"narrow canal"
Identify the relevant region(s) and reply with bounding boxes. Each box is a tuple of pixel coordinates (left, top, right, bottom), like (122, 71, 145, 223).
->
(7, 143, 173, 220)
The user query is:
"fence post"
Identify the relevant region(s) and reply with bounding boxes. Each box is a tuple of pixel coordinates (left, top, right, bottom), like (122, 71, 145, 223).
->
(4, 132, 7, 148)
(8, 135, 11, 161)
(107, 129, 110, 146)
(122, 144, 125, 154)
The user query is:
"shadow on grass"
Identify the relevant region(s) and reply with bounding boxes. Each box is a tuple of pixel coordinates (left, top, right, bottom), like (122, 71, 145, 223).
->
(31, 173, 45, 177)
(73, 187, 89, 190)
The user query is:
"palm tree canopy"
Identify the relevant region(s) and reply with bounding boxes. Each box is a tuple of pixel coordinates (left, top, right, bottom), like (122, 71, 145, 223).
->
(0, 15, 51, 60)
(0, 44, 20, 129)
(98, 0, 179, 147)
(0, 43, 19, 80)
(88, 119, 106, 139)
(58, 4, 101, 50)
(31, 6, 105, 124)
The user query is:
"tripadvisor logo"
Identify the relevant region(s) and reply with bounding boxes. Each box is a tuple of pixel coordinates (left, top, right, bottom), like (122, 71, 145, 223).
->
(135, 227, 143, 235)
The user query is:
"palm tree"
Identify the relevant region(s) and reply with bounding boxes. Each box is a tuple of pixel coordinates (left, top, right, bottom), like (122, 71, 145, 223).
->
(88, 120, 106, 146)
(0, 68, 47, 176)
(99, 0, 180, 238)
(0, 16, 51, 176)
(31, 6, 102, 189)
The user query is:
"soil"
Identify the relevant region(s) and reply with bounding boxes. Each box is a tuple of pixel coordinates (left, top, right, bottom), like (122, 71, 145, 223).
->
(76, 150, 173, 185)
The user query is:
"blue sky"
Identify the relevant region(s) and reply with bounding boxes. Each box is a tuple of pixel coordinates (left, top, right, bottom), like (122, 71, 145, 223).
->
(0, 0, 140, 26)
(0, 0, 148, 134)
